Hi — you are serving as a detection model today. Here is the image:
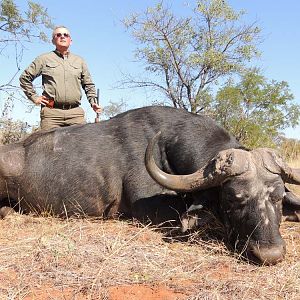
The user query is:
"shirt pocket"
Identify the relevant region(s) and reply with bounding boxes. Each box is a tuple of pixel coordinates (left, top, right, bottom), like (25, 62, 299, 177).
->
(43, 62, 60, 76)
(69, 62, 82, 79)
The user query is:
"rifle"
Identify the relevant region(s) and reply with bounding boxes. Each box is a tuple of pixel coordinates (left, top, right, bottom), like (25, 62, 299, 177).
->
(95, 88, 100, 123)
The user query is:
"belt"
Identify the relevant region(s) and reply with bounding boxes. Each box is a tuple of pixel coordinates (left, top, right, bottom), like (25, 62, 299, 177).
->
(52, 102, 79, 110)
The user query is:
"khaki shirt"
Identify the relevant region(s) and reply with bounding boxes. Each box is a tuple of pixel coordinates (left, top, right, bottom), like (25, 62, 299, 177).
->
(19, 50, 97, 106)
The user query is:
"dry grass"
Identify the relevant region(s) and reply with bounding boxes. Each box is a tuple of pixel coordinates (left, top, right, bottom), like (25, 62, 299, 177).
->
(0, 215, 299, 299)
(287, 157, 300, 197)
(0, 159, 299, 300)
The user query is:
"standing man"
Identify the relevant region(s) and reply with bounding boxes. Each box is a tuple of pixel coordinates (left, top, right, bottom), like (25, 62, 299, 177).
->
(20, 25, 102, 130)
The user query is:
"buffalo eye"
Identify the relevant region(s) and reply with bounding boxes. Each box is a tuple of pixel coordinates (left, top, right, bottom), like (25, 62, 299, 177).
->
(222, 183, 250, 207)
(269, 184, 285, 203)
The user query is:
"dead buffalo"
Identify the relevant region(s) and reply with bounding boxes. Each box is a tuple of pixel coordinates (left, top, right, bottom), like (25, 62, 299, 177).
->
(0, 106, 299, 265)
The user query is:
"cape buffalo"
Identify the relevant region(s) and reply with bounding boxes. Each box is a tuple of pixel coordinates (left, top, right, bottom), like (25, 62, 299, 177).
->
(0, 106, 299, 265)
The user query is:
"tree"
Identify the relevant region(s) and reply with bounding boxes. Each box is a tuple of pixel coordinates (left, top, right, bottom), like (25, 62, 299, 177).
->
(0, 0, 53, 92)
(103, 99, 127, 119)
(0, 0, 53, 135)
(123, 0, 261, 113)
(0, 97, 33, 144)
(212, 69, 300, 148)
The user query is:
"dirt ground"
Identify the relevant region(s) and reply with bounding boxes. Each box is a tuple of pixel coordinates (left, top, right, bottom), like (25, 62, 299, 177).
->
(1, 159, 300, 300)
(0, 211, 299, 300)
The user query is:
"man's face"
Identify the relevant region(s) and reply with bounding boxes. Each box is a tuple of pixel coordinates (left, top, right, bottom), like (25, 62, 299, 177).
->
(52, 28, 72, 50)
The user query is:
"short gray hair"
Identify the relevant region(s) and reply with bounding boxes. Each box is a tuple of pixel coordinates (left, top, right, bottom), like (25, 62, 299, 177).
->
(52, 25, 70, 38)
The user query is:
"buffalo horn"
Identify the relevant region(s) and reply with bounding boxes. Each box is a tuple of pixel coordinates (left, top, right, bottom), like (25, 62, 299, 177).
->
(284, 191, 300, 208)
(145, 132, 250, 192)
(255, 148, 300, 185)
(282, 168, 300, 185)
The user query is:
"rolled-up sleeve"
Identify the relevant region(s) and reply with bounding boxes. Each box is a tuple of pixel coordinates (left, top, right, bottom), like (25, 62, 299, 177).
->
(19, 57, 43, 103)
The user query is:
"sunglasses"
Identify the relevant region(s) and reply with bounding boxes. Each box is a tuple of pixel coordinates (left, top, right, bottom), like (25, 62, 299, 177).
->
(55, 32, 70, 38)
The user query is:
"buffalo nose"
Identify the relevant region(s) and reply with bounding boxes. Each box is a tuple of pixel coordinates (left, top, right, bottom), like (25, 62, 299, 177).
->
(249, 241, 286, 265)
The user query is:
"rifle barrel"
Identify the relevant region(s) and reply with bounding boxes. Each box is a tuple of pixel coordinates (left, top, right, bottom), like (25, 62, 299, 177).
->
(96, 89, 100, 105)
(95, 88, 100, 123)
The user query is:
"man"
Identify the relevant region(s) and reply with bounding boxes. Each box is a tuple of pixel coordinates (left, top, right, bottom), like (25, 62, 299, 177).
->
(20, 25, 102, 130)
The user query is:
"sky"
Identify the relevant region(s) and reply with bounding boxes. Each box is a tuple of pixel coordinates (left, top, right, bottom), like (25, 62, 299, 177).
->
(1, 0, 300, 139)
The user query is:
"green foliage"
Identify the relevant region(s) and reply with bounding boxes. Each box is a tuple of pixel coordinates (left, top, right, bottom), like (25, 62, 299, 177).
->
(123, 1, 299, 145)
(0, 0, 53, 93)
(0, 0, 53, 43)
(123, 0, 261, 113)
(212, 69, 300, 148)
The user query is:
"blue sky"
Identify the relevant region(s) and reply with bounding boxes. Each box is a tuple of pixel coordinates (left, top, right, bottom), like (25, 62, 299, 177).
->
(1, 0, 299, 139)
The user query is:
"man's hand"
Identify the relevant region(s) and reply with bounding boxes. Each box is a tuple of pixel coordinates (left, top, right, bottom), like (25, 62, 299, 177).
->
(34, 95, 51, 106)
(92, 102, 103, 114)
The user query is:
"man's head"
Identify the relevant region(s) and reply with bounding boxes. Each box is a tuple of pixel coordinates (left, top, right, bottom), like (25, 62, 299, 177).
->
(52, 26, 72, 53)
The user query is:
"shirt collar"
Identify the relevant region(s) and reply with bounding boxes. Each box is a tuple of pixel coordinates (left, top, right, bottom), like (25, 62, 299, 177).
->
(54, 49, 70, 59)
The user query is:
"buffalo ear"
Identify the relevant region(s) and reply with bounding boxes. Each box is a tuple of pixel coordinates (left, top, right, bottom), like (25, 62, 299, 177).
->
(282, 189, 300, 222)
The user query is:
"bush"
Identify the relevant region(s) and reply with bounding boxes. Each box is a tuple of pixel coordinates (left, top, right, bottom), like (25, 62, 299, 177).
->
(280, 137, 300, 162)
(0, 118, 33, 145)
